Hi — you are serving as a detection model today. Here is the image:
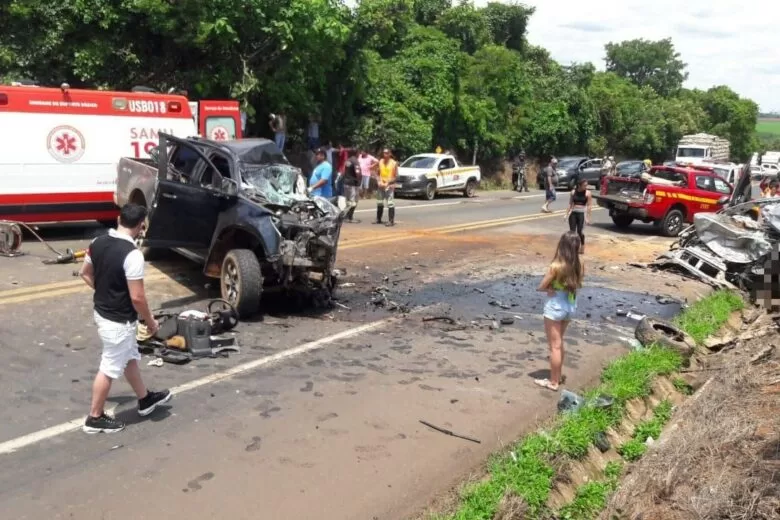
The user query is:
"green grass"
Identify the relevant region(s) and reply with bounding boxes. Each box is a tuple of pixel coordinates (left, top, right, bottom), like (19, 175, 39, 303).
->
(673, 290, 744, 344)
(439, 291, 743, 520)
(756, 119, 780, 136)
(557, 462, 623, 520)
(672, 377, 693, 395)
(618, 400, 674, 462)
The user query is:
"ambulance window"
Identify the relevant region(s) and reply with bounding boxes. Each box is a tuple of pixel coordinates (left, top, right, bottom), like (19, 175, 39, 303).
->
(205, 116, 237, 141)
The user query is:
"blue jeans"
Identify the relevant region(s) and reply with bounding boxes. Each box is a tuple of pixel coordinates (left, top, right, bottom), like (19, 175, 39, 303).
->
(275, 132, 286, 151)
(544, 290, 576, 321)
(545, 187, 557, 202)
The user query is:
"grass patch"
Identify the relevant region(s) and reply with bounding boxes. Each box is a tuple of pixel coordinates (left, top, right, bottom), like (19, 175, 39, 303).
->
(618, 400, 674, 462)
(673, 290, 744, 344)
(756, 119, 780, 135)
(557, 462, 623, 520)
(438, 291, 743, 520)
(672, 377, 693, 395)
(479, 177, 511, 191)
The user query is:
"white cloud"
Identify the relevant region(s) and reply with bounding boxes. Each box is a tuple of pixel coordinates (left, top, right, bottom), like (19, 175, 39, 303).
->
(479, 0, 779, 111)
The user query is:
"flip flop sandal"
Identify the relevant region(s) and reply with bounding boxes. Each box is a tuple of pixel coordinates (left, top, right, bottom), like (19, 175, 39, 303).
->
(534, 378, 559, 392)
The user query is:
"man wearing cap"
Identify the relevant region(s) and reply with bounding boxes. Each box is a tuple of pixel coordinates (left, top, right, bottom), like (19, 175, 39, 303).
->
(541, 157, 558, 213)
(375, 148, 398, 226)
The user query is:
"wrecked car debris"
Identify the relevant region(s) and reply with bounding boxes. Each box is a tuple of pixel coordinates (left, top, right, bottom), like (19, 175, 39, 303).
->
(419, 420, 481, 444)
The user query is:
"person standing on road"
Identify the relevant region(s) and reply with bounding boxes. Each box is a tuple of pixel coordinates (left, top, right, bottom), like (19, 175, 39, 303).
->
(541, 157, 558, 213)
(358, 150, 379, 197)
(307, 115, 320, 151)
(78, 204, 172, 434)
(269, 112, 287, 152)
(564, 178, 592, 255)
(308, 148, 334, 198)
(342, 149, 362, 223)
(535, 231, 584, 392)
(375, 148, 398, 226)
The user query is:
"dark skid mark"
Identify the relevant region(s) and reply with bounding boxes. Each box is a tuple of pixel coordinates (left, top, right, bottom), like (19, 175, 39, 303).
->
(245, 436, 262, 452)
(257, 406, 282, 419)
(439, 370, 480, 380)
(300, 381, 314, 392)
(327, 372, 366, 382)
(398, 377, 422, 385)
(419, 384, 444, 392)
(317, 412, 339, 422)
(186, 472, 215, 492)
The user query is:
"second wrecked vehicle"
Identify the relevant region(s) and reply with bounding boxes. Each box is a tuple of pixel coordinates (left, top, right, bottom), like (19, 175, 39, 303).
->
(115, 134, 345, 317)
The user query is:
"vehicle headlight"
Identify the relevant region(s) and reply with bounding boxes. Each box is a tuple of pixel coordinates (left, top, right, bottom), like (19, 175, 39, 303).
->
(557, 169, 567, 177)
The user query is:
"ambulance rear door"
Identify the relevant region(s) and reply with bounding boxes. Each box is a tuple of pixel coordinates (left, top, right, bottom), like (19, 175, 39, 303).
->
(198, 100, 242, 141)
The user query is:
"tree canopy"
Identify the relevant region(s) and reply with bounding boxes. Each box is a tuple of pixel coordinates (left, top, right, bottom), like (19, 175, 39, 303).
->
(0, 0, 760, 163)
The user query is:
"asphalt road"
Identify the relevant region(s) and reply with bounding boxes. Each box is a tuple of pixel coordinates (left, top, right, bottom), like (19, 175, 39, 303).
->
(0, 187, 698, 520)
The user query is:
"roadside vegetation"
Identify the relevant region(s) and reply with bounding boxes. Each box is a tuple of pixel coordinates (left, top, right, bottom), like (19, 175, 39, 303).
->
(432, 290, 745, 520)
(0, 1, 759, 167)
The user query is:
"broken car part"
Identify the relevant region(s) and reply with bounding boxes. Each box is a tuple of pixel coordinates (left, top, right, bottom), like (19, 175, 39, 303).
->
(419, 420, 481, 444)
(634, 317, 695, 361)
(0, 221, 23, 257)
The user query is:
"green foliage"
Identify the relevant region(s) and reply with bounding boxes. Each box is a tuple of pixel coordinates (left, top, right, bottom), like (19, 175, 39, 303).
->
(600, 348, 682, 402)
(617, 438, 646, 462)
(672, 377, 693, 396)
(673, 290, 744, 344)
(605, 38, 688, 96)
(0, 2, 760, 164)
(619, 400, 674, 463)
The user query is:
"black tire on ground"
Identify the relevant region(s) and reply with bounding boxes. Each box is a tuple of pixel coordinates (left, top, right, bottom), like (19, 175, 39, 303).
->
(464, 179, 477, 198)
(661, 209, 685, 237)
(635, 317, 696, 360)
(221, 249, 263, 319)
(611, 215, 634, 228)
(424, 181, 436, 201)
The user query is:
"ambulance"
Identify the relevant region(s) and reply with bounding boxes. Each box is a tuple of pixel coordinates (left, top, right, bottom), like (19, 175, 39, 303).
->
(0, 83, 242, 224)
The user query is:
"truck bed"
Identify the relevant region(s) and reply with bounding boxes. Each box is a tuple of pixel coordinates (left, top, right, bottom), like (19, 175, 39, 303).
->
(115, 156, 159, 209)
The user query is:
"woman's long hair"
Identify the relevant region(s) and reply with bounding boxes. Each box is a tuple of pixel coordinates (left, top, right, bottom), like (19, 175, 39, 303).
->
(550, 231, 583, 293)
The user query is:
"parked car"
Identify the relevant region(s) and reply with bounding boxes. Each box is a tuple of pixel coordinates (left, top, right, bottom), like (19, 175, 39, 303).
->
(395, 153, 481, 200)
(115, 134, 346, 317)
(615, 160, 647, 178)
(536, 156, 590, 190)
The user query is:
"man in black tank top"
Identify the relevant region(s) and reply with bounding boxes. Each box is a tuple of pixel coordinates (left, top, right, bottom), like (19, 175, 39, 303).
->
(342, 148, 362, 223)
(78, 204, 172, 434)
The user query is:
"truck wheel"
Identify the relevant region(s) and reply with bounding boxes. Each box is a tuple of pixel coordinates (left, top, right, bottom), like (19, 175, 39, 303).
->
(424, 181, 436, 201)
(463, 180, 477, 198)
(635, 317, 696, 362)
(221, 249, 263, 319)
(611, 215, 634, 228)
(661, 209, 684, 237)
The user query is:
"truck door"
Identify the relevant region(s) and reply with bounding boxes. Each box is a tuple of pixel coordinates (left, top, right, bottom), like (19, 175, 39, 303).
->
(144, 143, 223, 249)
(437, 156, 456, 188)
(198, 100, 242, 141)
(692, 175, 730, 215)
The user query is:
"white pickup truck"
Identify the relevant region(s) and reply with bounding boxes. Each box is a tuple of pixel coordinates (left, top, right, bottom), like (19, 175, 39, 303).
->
(394, 153, 481, 200)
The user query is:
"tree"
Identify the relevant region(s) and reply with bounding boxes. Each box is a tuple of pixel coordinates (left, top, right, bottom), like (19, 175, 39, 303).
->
(605, 38, 688, 96)
(700, 86, 759, 161)
(413, 0, 451, 26)
(482, 2, 534, 52)
(436, 1, 491, 54)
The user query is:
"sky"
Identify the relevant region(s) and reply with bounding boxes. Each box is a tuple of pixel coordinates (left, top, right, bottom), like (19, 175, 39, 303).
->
(486, 0, 779, 112)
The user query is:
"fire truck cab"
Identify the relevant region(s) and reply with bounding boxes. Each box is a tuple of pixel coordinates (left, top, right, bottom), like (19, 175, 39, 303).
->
(0, 83, 241, 224)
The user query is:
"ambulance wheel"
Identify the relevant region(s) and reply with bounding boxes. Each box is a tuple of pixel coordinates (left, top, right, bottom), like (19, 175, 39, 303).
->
(661, 209, 684, 237)
(424, 181, 437, 201)
(221, 249, 263, 319)
(136, 215, 160, 259)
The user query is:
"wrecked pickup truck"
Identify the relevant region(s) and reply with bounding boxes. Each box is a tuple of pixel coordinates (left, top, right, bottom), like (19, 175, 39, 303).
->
(594, 165, 733, 237)
(649, 163, 778, 301)
(115, 134, 345, 317)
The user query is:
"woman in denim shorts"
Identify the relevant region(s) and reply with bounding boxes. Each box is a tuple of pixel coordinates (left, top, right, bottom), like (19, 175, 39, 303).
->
(535, 231, 584, 391)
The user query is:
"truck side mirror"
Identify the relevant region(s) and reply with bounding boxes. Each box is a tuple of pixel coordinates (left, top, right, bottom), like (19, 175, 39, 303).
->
(148, 146, 160, 164)
(221, 177, 239, 196)
(717, 195, 729, 206)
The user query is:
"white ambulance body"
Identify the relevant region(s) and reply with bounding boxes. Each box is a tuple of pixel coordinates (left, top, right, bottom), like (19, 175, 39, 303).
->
(0, 85, 198, 224)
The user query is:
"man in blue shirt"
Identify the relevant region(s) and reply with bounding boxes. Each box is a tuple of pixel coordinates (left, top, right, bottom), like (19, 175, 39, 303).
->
(308, 148, 333, 198)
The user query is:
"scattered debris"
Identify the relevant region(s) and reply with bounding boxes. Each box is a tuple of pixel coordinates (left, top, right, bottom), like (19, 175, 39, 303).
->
(635, 317, 695, 361)
(655, 295, 677, 305)
(616, 308, 628, 317)
(147, 358, 164, 367)
(557, 390, 585, 413)
(419, 420, 481, 444)
(333, 301, 351, 311)
(499, 317, 515, 326)
(750, 345, 775, 365)
(626, 311, 646, 321)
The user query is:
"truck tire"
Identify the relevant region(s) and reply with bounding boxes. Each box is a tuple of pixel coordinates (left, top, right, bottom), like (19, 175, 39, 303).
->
(635, 317, 696, 361)
(424, 181, 436, 201)
(136, 215, 162, 260)
(221, 249, 263, 319)
(463, 179, 477, 198)
(661, 209, 684, 237)
(611, 215, 634, 228)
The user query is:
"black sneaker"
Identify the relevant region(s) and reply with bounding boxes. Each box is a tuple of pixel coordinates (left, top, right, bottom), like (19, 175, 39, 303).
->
(83, 413, 125, 434)
(138, 389, 172, 416)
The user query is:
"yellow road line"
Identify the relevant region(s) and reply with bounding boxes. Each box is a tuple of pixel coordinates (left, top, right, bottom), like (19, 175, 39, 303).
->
(1, 208, 601, 304)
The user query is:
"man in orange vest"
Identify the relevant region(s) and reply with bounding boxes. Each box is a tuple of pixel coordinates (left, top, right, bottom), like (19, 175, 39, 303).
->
(375, 148, 398, 226)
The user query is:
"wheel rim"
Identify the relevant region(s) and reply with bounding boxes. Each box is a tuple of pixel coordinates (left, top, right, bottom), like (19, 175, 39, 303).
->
(467, 182, 475, 196)
(668, 215, 682, 234)
(222, 258, 240, 305)
(426, 183, 434, 199)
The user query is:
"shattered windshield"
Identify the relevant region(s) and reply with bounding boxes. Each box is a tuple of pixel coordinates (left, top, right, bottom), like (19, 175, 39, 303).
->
(241, 163, 308, 206)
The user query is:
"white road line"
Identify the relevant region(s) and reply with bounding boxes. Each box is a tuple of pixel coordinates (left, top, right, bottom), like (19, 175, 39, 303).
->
(0, 309, 428, 456)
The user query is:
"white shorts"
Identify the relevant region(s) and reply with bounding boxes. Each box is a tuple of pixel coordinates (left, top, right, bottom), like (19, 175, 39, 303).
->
(94, 311, 140, 379)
